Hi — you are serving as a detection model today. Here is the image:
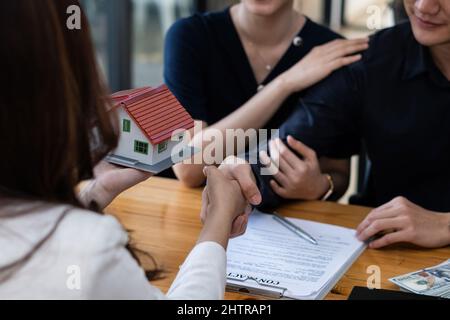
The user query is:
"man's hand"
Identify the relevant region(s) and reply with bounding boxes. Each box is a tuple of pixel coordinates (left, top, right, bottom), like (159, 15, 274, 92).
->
(281, 38, 368, 93)
(79, 161, 152, 210)
(207, 156, 262, 237)
(260, 136, 329, 200)
(356, 197, 450, 249)
(218, 156, 262, 206)
(200, 166, 252, 240)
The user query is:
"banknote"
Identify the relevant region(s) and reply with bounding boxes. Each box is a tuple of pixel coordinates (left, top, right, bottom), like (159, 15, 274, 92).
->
(390, 259, 450, 298)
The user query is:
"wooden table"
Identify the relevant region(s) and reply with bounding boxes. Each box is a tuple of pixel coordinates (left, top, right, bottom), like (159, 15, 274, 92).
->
(106, 177, 450, 300)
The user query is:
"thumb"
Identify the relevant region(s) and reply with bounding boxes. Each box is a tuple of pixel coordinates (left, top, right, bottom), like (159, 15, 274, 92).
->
(203, 165, 218, 179)
(287, 135, 317, 162)
(231, 165, 261, 206)
(203, 166, 226, 189)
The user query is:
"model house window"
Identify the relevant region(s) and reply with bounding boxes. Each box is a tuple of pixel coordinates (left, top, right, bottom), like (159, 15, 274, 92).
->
(123, 119, 131, 132)
(134, 140, 149, 155)
(158, 141, 168, 154)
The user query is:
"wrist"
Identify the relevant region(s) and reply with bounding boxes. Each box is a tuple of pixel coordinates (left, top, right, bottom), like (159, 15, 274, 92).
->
(316, 174, 333, 201)
(199, 208, 234, 250)
(78, 179, 111, 210)
(77, 180, 96, 207)
(204, 205, 234, 230)
(441, 214, 450, 245)
(274, 73, 296, 96)
(276, 70, 308, 95)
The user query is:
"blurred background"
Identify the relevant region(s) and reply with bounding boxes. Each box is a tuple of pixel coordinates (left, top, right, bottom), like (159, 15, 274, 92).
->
(81, 0, 406, 91)
(81, 0, 407, 202)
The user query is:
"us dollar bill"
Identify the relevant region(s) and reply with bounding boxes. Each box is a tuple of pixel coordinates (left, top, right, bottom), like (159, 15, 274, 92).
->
(389, 259, 450, 298)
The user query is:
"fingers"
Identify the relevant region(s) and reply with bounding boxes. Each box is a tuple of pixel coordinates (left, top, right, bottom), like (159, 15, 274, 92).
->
(356, 208, 400, 236)
(230, 215, 245, 237)
(356, 201, 399, 234)
(259, 150, 272, 167)
(270, 180, 289, 198)
(263, 140, 303, 187)
(269, 139, 297, 171)
(262, 146, 290, 186)
(326, 54, 362, 70)
(368, 231, 410, 249)
(327, 41, 369, 60)
(230, 213, 249, 238)
(259, 150, 279, 176)
(324, 38, 369, 54)
(230, 165, 261, 206)
(286, 136, 317, 163)
(318, 38, 368, 70)
(218, 157, 261, 205)
(357, 217, 405, 242)
(203, 165, 220, 179)
(272, 170, 290, 188)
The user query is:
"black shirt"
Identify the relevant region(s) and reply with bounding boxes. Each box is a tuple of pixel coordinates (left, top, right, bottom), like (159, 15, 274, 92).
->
(254, 22, 450, 212)
(164, 8, 341, 130)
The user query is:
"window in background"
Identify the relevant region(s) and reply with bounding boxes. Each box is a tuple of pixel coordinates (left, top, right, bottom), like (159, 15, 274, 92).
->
(132, 0, 195, 87)
(81, 0, 109, 79)
(81, 0, 327, 90)
(344, 0, 395, 33)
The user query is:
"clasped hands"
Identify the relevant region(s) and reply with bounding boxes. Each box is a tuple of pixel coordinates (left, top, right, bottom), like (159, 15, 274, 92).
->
(79, 146, 450, 249)
(203, 140, 450, 249)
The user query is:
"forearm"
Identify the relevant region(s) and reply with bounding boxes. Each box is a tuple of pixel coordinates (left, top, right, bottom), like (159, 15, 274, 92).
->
(443, 214, 450, 245)
(77, 180, 114, 211)
(173, 123, 209, 187)
(197, 210, 233, 250)
(209, 75, 292, 134)
(176, 77, 292, 187)
(173, 163, 207, 188)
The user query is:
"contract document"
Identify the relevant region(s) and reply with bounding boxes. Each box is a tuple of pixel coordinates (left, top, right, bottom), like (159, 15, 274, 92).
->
(226, 210, 366, 300)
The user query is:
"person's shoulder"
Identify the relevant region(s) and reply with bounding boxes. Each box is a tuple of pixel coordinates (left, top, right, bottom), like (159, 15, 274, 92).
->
(166, 9, 229, 40)
(168, 14, 204, 35)
(305, 18, 343, 44)
(365, 22, 413, 59)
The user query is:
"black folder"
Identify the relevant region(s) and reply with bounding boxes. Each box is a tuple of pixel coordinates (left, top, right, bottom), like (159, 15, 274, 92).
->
(348, 286, 445, 300)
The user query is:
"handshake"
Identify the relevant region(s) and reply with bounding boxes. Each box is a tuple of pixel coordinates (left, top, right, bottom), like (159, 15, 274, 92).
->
(201, 156, 261, 240)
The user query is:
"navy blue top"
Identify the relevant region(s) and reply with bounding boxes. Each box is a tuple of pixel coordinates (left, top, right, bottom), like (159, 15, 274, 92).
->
(164, 8, 341, 130)
(253, 22, 450, 212)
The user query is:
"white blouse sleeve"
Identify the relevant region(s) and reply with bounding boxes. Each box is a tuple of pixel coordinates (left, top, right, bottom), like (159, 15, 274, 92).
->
(83, 216, 226, 300)
(167, 241, 227, 300)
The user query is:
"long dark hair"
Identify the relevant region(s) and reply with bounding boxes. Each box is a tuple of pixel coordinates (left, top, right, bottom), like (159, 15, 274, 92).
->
(0, 0, 161, 280)
(0, 0, 115, 202)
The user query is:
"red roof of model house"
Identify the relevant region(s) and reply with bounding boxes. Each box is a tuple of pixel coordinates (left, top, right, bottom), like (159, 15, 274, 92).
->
(111, 85, 194, 145)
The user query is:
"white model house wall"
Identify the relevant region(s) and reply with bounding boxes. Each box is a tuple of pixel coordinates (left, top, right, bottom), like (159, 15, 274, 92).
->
(115, 107, 186, 166)
(115, 107, 155, 165)
(151, 138, 183, 164)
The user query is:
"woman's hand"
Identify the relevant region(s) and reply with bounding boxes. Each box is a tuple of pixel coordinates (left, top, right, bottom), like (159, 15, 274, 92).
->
(280, 38, 369, 93)
(79, 161, 152, 210)
(259, 136, 329, 200)
(356, 197, 450, 249)
(198, 166, 252, 248)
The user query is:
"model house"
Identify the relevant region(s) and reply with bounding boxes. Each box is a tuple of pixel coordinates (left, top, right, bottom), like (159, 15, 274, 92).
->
(106, 85, 195, 173)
